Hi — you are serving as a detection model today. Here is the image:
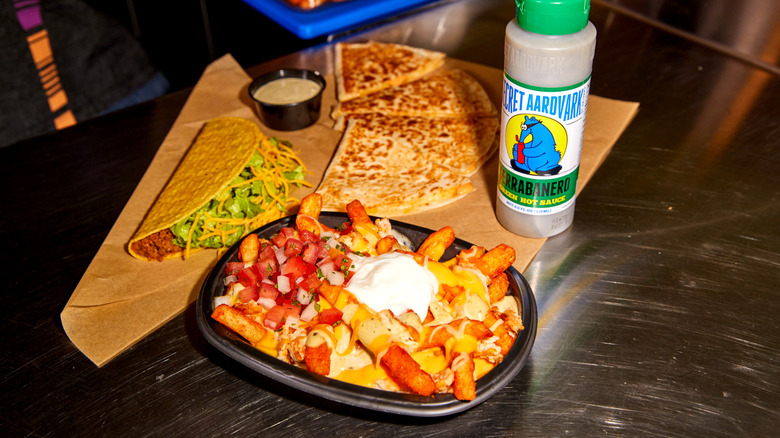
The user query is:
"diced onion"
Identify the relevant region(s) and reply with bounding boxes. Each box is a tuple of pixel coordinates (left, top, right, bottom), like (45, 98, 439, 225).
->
(223, 275, 238, 286)
(258, 297, 276, 310)
(229, 283, 245, 297)
(318, 260, 334, 275)
(297, 288, 313, 305)
(274, 246, 288, 265)
(213, 296, 232, 308)
(277, 275, 291, 293)
(347, 253, 361, 264)
(300, 302, 318, 322)
(285, 316, 300, 329)
(326, 236, 339, 249)
(326, 269, 345, 286)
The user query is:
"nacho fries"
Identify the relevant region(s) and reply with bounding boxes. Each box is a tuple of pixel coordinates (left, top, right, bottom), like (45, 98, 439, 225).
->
(211, 194, 523, 400)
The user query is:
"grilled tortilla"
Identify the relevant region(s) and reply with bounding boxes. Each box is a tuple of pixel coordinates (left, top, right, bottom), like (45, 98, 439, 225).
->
(333, 114, 498, 177)
(335, 41, 446, 102)
(331, 69, 497, 120)
(316, 118, 474, 216)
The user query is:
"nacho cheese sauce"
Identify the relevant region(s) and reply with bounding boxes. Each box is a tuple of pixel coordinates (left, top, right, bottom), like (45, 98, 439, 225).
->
(253, 77, 321, 105)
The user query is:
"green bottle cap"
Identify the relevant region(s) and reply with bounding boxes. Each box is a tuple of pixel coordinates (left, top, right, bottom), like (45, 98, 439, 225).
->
(516, 0, 590, 35)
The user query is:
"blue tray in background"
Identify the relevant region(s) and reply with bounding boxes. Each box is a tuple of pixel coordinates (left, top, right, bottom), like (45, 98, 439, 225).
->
(242, 0, 440, 40)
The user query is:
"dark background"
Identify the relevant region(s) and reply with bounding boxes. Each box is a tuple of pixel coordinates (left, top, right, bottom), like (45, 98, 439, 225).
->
(84, 0, 324, 92)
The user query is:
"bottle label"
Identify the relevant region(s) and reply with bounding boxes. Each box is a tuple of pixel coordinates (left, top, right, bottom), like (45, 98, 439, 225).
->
(498, 73, 590, 216)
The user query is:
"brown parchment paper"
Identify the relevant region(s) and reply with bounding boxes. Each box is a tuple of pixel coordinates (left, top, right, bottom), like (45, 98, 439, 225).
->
(61, 54, 639, 367)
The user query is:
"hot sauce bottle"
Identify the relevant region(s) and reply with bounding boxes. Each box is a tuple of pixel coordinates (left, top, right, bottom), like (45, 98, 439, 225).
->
(496, 0, 596, 237)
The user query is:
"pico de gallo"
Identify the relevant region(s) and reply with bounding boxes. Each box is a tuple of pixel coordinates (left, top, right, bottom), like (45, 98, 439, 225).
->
(215, 222, 367, 332)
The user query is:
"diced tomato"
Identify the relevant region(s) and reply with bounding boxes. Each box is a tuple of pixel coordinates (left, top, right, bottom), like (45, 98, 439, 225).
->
(300, 229, 319, 243)
(331, 252, 353, 274)
(337, 222, 353, 235)
(270, 234, 284, 248)
(317, 240, 329, 257)
(282, 303, 302, 320)
(258, 282, 280, 300)
(226, 262, 245, 276)
(274, 291, 289, 306)
(284, 238, 304, 257)
(318, 308, 343, 326)
(298, 272, 321, 292)
(264, 305, 286, 330)
(258, 245, 276, 262)
(271, 227, 295, 247)
(238, 266, 258, 287)
(301, 242, 322, 265)
(252, 257, 279, 279)
(238, 284, 259, 303)
(281, 256, 315, 283)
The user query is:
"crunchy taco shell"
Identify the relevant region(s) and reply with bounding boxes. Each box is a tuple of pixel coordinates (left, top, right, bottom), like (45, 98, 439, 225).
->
(128, 117, 263, 261)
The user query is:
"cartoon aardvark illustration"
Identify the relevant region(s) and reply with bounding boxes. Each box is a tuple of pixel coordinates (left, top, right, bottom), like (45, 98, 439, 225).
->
(512, 115, 562, 175)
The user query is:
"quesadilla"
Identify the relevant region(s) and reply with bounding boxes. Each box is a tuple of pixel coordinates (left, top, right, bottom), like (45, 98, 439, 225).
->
(331, 69, 497, 120)
(335, 41, 446, 102)
(333, 114, 498, 177)
(315, 118, 474, 216)
(128, 117, 308, 261)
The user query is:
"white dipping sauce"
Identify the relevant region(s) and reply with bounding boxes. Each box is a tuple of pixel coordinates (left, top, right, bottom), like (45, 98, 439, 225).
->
(253, 77, 321, 105)
(347, 252, 438, 321)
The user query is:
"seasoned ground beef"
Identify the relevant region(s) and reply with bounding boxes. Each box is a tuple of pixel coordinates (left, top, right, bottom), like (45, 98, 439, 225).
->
(130, 229, 182, 261)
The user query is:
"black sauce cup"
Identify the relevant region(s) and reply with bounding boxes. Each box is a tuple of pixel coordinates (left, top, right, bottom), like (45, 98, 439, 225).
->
(248, 69, 326, 131)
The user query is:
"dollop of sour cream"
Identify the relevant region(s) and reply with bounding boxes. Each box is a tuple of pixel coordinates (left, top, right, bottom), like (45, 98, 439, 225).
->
(347, 252, 438, 321)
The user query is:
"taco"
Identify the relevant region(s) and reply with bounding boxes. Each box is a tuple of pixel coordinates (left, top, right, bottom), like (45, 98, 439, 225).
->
(128, 117, 308, 261)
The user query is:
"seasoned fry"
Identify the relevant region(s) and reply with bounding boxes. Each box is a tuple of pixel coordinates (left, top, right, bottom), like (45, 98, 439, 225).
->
(381, 345, 436, 396)
(444, 244, 486, 269)
(479, 244, 516, 278)
(296, 193, 324, 236)
(483, 310, 517, 356)
(238, 233, 260, 263)
(376, 235, 400, 254)
(422, 319, 493, 349)
(417, 226, 455, 261)
(441, 284, 465, 303)
(458, 245, 486, 261)
(346, 199, 374, 229)
(488, 271, 510, 304)
(298, 192, 323, 219)
(452, 353, 476, 401)
(212, 304, 268, 346)
(304, 343, 332, 376)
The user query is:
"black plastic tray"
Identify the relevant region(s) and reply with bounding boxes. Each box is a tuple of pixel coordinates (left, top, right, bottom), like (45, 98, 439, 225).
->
(196, 212, 537, 417)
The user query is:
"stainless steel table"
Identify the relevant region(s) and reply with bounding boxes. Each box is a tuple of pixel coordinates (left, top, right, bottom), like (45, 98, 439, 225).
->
(2, 0, 778, 436)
